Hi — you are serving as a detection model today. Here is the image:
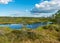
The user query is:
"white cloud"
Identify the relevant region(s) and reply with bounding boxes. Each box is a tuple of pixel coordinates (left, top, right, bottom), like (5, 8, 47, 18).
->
(12, 11, 53, 17)
(0, 0, 13, 4)
(31, 0, 60, 13)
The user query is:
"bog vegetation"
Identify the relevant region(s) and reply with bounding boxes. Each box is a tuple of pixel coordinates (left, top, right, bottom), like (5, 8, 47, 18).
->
(0, 10, 60, 43)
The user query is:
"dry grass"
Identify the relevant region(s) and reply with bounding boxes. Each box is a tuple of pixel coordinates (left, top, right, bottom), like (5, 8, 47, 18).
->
(0, 24, 60, 43)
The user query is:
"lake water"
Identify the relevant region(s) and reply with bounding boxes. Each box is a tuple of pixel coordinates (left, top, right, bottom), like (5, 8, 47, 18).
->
(0, 22, 53, 29)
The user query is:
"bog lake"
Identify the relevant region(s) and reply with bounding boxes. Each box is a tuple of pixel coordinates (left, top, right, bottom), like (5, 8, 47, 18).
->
(0, 22, 53, 30)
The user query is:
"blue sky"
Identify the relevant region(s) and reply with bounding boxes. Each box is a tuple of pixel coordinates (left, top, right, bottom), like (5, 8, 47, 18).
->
(0, 0, 60, 17)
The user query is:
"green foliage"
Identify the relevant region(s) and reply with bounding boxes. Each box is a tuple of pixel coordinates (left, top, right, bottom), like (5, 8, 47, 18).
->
(0, 17, 50, 24)
(50, 10, 60, 24)
(1, 10, 60, 43)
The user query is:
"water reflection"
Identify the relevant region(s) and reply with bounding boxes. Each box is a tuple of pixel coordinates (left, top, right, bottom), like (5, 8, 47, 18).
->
(0, 22, 53, 29)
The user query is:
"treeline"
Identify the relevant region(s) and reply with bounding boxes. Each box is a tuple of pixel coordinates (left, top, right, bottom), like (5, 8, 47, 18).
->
(49, 10, 60, 24)
(0, 17, 49, 24)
